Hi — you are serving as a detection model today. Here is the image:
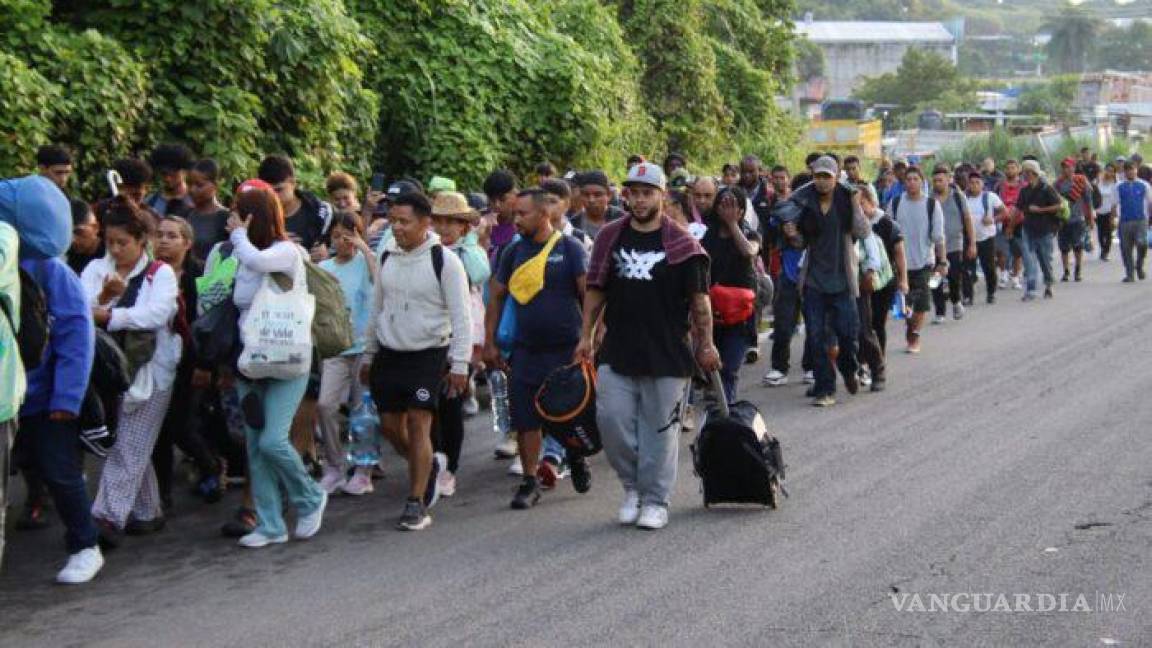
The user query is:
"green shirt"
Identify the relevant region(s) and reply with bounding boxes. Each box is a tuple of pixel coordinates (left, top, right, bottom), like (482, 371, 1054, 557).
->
(0, 222, 25, 422)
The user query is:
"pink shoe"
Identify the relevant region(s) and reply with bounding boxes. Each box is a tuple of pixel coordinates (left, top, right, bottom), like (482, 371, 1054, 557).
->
(318, 466, 347, 494)
(342, 470, 374, 496)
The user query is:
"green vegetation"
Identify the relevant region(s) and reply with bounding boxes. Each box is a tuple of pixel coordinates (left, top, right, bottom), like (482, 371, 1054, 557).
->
(852, 49, 979, 122)
(1, 0, 802, 194)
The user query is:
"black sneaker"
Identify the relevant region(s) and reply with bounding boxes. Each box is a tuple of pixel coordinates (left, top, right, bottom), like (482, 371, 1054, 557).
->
(1061, 270, 1069, 282)
(125, 517, 167, 536)
(510, 477, 541, 510)
(1139, 269, 1147, 281)
(1074, 267, 1082, 282)
(870, 378, 887, 393)
(843, 371, 859, 395)
(397, 498, 431, 531)
(986, 294, 996, 305)
(221, 507, 257, 538)
(745, 348, 760, 364)
(241, 390, 265, 430)
(570, 456, 592, 494)
(1043, 287, 1053, 299)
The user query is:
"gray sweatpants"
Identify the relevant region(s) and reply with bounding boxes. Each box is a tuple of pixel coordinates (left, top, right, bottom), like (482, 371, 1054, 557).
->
(596, 366, 688, 507)
(1118, 220, 1148, 279)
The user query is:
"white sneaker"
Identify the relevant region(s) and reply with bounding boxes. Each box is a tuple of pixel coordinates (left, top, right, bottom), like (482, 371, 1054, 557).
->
(507, 457, 524, 476)
(238, 531, 289, 548)
(56, 547, 104, 584)
(952, 302, 965, 320)
(437, 470, 457, 498)
(858, 368, 872, 388)
(318, 466, 346, 494)
(294, 490, 327, 540)
(932, 314, 946, 325)
(997, 271, 1008, 289)
(802, 371, 815, 385)
(342, 468, 374, 495)
(494, 433, 518, 459)
(636, 504, 669, 530)
(1011, 276, 1022, 290)
(762, 370, 788, 387)
(618, 490, 641, 525)
(462, 396, 480, 417)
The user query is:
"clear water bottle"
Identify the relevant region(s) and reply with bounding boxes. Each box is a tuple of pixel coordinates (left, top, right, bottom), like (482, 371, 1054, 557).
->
(346, 390, 382, 467)
(891, 291, 907, 320)
(489, 369, 512, 439)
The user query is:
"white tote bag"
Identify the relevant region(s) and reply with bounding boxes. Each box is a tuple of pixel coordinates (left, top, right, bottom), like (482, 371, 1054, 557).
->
(237, 254, 315, 380)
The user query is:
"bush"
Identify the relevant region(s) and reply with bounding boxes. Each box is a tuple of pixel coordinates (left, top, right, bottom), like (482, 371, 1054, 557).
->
(0, 51, 59, 174)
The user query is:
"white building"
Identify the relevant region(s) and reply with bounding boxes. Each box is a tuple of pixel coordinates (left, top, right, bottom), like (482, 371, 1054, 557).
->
(796, 18, 958, 100)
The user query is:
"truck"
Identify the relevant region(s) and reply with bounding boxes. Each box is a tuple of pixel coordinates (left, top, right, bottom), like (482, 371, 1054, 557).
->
(805, 100, 884, 161)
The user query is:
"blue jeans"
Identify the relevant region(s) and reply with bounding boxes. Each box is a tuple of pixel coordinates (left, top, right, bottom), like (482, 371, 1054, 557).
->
(15, 415, 99, 554)
(713, 324, 749, 404)
(802, 288, 860, 397)
(1021, 228, 1055, 292)
(237, 376, 324, 538)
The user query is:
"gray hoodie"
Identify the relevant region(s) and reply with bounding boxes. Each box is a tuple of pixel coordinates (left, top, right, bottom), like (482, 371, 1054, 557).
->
(365, 232, 473, 374)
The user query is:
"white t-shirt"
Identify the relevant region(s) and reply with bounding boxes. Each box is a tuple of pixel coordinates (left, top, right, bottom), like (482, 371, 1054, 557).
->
(965, 191, 1004, 242)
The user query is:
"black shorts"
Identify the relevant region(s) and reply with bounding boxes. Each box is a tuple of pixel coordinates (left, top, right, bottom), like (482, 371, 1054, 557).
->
(1058, 220, 1086, 253)
(907, 267, 933, 313)
(369, 347, 448, 413)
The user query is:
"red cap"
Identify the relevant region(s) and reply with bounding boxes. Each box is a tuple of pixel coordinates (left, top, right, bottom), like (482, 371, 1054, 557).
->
(236, 178, 273, 194)
(1061, 157, 1077, 168)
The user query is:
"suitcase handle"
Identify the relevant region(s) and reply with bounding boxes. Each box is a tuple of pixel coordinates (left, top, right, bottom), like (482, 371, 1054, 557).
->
(708, 370, 730, 419)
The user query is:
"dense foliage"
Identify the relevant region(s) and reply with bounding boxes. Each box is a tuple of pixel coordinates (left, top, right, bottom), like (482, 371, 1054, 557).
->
(1, 0, 800, 195)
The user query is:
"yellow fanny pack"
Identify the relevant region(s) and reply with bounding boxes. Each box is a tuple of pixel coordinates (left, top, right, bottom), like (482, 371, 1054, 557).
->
(509, 232, 561, 305)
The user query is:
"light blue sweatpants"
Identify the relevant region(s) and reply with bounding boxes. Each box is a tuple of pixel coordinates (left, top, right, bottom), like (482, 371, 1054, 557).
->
(237, 375, 324, 538)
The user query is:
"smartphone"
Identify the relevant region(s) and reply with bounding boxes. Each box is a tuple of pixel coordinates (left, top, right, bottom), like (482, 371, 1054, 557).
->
(370, 173, 386, 193)
(106, 170, 122, 197)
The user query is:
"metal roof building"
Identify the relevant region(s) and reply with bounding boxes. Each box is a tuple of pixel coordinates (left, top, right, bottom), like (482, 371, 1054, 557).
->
(796, 18, 958, 100)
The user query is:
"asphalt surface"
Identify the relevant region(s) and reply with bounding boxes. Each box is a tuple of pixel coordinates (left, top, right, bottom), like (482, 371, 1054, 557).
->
(3, 254, 1152, 647)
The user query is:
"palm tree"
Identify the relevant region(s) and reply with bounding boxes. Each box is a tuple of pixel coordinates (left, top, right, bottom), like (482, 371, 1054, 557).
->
(1043, 6, 1102, 74)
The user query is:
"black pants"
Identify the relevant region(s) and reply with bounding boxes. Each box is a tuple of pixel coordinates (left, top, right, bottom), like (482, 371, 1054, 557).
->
(433, 394, 464, 474)
(857, 292, 885, 381)
(1097, 214, 1115, 258)
(933, 251, 966, 315)
(152, 358, 223, 500)
(770, 275, 813, 374)
(870, 284, 896, 355)
(976, 239, 997, 301)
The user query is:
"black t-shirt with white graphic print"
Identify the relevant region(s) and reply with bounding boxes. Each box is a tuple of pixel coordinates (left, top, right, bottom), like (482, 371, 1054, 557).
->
(598, 226, 709, 378)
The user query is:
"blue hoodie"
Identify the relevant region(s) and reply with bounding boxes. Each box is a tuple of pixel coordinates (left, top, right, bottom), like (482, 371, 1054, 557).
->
(0, 175, 71, 260)
(20, 257, 94, 417)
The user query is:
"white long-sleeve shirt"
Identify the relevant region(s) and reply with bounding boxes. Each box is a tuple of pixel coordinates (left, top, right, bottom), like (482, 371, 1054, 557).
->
(229, 229, 303, 329)
(365, 231, 473, 375)
(81, 253, 181, 392)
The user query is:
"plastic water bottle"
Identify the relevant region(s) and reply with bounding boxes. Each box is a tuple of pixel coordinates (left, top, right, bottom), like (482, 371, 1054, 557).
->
(346, 391, 382, 467)
(891, 291, 907, 320)
(489, 369, 512, 439)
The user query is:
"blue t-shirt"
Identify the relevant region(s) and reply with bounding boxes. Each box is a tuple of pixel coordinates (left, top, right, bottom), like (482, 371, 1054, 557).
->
(319, 253, 373, 355)
(1117, 180, 1151, 223)
(495, 234, 586, 352)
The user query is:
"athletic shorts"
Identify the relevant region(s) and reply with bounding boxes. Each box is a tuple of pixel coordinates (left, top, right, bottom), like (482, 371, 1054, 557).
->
(369, 347, 448, 413)
(509, 346, 573, 433)
(1058, 220, 1086, 253)
(907, 267, 933, 313)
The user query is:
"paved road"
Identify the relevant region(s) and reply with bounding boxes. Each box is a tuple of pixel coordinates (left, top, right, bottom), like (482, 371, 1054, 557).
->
(3, 256, 1152, 647)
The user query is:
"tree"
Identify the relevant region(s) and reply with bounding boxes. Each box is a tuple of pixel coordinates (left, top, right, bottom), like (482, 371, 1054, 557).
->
(1043, 6, 1101, 75)
(1090, 22, 1152, 72)
(852, 48, 976, 115)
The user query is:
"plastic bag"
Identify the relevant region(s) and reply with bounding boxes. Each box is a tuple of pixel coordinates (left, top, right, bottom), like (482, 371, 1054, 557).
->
(237, 256, 315, 380)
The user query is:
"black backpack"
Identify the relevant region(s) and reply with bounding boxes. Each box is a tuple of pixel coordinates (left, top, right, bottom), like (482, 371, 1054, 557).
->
(1, 267, 50, 370)
(535, 361, 601, 457)
(691, 399, 786, 509)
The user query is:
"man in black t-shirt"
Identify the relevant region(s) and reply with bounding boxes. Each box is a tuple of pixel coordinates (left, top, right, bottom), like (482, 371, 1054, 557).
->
(576, 163, 719, 531)
(1016, 160, 1062, 300)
